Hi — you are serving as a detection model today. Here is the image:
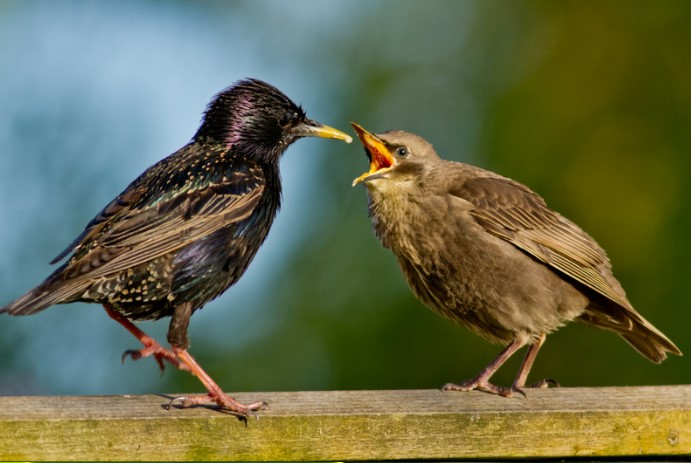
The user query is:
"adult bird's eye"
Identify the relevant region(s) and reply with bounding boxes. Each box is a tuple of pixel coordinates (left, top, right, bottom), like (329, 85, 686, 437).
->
(278, 114, 291, 128)
(395, 146, 409, 158)
(279, 112, 300, 129)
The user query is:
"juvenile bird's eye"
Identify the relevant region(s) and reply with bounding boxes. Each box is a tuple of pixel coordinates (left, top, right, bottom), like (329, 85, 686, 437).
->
(395, 146, 409, 158)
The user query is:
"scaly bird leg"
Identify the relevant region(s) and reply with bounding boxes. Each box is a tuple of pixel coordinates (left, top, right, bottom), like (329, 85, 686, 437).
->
(165, 302, 267, 419)
(105, 302, 264, 418)
(167, 347, 268, 419)
(443, 338, 527, 397)
(512, 334, 558, 393)
(103, 304, 188, 373)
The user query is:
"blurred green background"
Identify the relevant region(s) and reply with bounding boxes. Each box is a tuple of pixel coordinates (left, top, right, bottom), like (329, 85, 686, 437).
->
(0, 0, 688, 397)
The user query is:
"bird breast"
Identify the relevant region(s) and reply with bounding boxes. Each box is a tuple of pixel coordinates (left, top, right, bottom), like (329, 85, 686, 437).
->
(366, 184, 588, 344)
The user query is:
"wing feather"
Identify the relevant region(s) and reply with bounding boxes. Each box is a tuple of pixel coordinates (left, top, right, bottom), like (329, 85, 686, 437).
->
(451, 175, 632, 310)
(61, 177, 264, 280)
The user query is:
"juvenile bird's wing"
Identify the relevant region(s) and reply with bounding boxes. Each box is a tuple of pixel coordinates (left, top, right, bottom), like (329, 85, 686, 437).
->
(59, 168, 265, 281)
(450, 174, 632, 310)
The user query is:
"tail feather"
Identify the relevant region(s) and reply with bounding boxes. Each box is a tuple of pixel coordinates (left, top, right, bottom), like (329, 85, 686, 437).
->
(621, 330, 681, 364)
(1, 278, 91, 316)
(579, 303, 682, 363)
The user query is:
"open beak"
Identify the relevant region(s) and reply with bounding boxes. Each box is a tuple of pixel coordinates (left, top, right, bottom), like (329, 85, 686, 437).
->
(296, 119, 352, 143)
(351, 122, 395, 186)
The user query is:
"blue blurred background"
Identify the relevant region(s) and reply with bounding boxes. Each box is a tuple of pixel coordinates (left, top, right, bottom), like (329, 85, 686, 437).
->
(0, 0, 688, 396)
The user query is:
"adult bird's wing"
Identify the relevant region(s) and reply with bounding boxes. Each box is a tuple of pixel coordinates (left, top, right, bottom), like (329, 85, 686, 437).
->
(60, 175, 265, 281)
(50, 184, 150, 264)
(450, 174, 632, 311)
(1, 153, 265, 316)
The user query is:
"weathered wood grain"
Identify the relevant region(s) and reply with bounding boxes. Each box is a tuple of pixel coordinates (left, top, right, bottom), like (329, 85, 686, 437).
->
(0, 386, 688, 461)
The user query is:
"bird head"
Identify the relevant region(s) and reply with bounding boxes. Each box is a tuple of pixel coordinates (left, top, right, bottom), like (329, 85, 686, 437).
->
(194, 79, 351, 161)
(351, 122, 437, 187)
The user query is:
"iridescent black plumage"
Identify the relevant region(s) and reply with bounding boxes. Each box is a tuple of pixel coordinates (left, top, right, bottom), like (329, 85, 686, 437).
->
(1, 78, 351, 417)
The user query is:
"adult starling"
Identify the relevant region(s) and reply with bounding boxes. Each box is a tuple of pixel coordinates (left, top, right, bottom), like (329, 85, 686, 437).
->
(351, 123, 681, 396)
(0, 79, 351, 418)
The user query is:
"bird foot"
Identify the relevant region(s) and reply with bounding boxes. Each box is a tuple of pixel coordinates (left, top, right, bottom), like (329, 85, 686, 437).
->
(104, 304, 189, 374)
(443, 380, 516, 397)
(121, 339, 189, 374)
(509, 378, 559, 397)
(523, 378, 559, 389)
(443, 376, 559, 398)
(167, 392, 268, 419)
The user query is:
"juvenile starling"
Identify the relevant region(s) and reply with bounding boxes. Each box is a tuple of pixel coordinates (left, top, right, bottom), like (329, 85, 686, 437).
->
(351, 123, 681, 396)
(0, 79, 351, 417)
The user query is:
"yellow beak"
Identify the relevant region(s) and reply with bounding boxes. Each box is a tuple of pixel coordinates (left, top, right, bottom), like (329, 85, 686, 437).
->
(297, 121, 353, 143)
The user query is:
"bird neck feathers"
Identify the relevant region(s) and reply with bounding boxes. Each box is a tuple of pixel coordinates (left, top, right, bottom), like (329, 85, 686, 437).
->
(193, 90, 285, 162)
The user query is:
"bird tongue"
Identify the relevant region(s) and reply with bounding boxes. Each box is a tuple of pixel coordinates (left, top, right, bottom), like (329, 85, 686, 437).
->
(350, 122, 394, 185)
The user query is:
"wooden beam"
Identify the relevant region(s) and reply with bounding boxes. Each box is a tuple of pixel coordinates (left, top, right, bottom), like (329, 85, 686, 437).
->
(0, 386, 689, 461)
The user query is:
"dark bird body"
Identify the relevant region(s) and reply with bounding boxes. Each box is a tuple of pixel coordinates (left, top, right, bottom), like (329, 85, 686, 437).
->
(0, 79, 351, 417)
(351, 123, 681, 396)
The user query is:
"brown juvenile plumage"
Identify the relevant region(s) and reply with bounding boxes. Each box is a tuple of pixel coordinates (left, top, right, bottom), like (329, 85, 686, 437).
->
(351, 123, 681, 396)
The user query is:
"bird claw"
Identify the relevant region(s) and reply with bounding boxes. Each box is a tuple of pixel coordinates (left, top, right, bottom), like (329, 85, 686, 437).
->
(443, 380, 539, 398)
(509, 386, 528, 398)
(507, 378, 559, 397)
(120, 345, 188, 374)
(122, 348, 167, 375)
(443, 380, 514, 397)
(167, 393, 268, 421)
(443, 374, 560, 398)
(527, 378, 559, 389)
(121, 349, 143, 363)
(166, 395, 187, 410)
